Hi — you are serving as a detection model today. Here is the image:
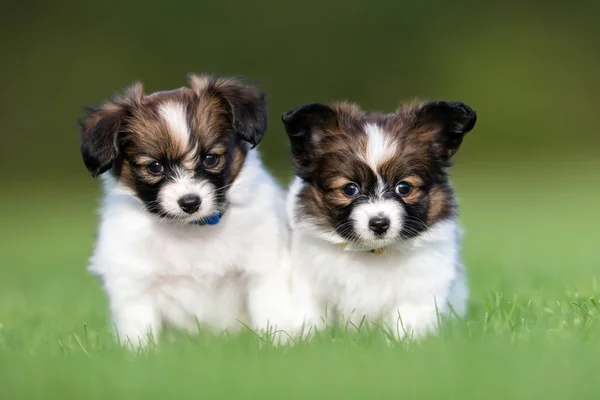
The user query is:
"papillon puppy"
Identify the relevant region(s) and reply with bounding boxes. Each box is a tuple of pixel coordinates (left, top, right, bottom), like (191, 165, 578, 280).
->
(80, 75, 292, 347)
(282, 100, 477, 339)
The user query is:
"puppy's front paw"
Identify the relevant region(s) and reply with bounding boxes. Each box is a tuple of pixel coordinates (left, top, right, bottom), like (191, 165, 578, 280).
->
(387, 305, 440, 341)
(111, 298, 160, 350)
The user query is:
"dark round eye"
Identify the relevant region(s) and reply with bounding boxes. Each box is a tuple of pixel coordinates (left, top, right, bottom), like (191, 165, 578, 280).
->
(147, 161, 164, 175)
(395, 181, 413, 197)
(203, 154, 220, 168)
(341, 183, 360, 198)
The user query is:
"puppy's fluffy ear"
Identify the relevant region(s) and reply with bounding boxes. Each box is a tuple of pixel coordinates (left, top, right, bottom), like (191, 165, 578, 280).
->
(79, 83, 143, 177)
(412, 101, 477, 160)
(190, 74, 267, 148)
(281, 103, 338, 177)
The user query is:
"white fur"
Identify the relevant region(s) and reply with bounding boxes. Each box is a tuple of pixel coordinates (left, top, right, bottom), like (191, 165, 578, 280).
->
(159, 102, 190, 147)
(89, 151, 293, 347)
(364, 123, 396, 200)
(364, 123, 397, 172)
(288, 175, 468, 339)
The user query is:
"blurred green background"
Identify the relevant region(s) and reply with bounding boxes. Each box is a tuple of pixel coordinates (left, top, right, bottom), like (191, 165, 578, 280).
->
(1, 0, 599, 317)
(1, 1, 599, 397)
(2, 0, 599, 319)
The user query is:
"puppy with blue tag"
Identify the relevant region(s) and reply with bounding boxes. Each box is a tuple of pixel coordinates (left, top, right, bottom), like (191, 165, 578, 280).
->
(80, 75, 292, 347)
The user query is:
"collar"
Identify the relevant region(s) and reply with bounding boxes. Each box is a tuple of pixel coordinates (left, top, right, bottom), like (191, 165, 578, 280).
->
(188, 214, 222, 226)
(337, 242, 385, 255)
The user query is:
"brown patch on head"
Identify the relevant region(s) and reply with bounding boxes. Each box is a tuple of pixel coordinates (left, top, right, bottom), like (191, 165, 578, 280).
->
(121, 93, 194, 165)
(189, 74, 268, 148)
(193, 95, 228, 146)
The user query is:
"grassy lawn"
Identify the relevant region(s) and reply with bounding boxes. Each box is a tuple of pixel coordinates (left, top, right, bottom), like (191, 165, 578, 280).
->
(1, 162, 598, 399)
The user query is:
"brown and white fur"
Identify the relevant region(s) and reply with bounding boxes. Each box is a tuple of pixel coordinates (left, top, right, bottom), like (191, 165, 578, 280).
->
(80, 75, 292, 347)
(282, 100, 477, 339)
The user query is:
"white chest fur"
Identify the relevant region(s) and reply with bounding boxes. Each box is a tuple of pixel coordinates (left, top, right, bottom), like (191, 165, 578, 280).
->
(290, 215, 468, 338)
(89, 156, 293, 346)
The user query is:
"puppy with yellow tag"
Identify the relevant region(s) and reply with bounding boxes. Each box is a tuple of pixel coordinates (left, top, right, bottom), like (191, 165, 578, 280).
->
(282, 100, 477, 339)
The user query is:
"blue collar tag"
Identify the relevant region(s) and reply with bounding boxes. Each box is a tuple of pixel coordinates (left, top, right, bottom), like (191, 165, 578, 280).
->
(189, 214, 221, 226)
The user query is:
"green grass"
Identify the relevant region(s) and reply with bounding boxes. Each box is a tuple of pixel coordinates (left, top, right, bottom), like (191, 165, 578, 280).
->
(1, 163, 599, 399)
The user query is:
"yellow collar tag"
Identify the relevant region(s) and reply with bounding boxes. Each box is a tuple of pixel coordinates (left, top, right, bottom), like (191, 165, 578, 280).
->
(336, 242, 384, 254)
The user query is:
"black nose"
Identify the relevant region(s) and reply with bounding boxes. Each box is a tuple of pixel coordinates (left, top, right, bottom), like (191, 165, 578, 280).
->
(369, 216, 390, 235)
(178, 194, 201, 214)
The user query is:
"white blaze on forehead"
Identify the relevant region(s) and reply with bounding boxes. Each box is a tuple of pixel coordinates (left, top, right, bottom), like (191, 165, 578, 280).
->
(364, 123, 398, 172)
(364, 123, 397, 198)
(159, 101, 190, 147)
